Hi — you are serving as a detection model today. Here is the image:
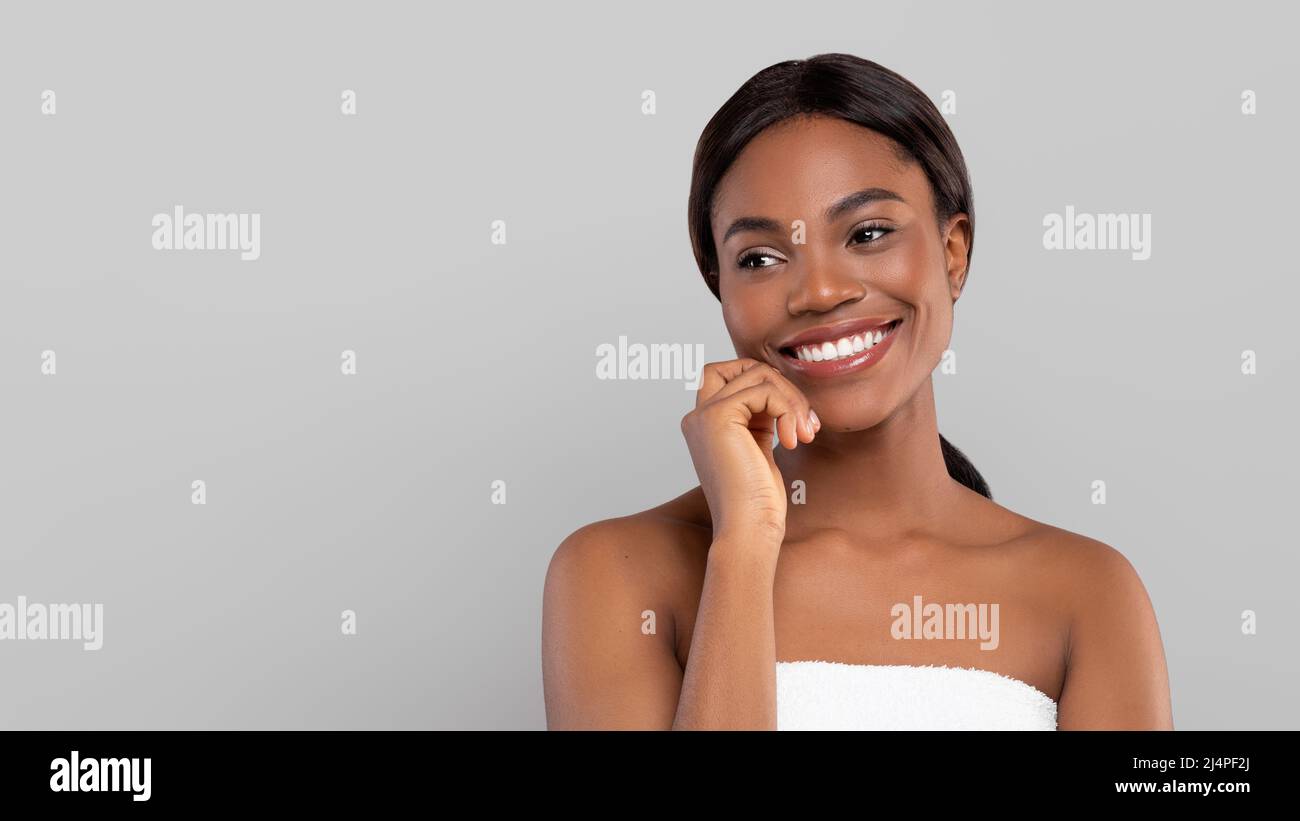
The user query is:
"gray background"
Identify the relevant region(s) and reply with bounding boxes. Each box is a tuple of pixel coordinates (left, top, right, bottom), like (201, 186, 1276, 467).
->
(0, 0, 1294, 729)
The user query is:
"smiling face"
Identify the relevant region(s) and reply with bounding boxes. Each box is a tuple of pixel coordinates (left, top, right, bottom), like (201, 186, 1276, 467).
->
(710, 113, 972, 431)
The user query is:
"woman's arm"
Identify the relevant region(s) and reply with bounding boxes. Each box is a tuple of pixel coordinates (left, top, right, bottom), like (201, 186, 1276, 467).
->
(544, 359, 813, 730)
(1056, 539, 1174, 729)
(542, 519, 782, 730)
(542, 519, 683, 729)
(671, 533, 780, 729)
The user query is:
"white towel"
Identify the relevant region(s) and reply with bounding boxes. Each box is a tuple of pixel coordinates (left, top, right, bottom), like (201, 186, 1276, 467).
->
(776, 660, 1058, 730)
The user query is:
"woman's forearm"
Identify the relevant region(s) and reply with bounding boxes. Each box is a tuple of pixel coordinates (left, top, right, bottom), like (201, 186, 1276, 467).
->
(671, 534, 781, 730)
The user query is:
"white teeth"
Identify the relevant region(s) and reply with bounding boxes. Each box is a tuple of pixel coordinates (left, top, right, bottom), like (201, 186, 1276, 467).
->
(793, 321, 897, 363)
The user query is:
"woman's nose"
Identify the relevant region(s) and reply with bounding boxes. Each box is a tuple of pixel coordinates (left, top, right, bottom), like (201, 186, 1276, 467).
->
(785, 253, 868, 315)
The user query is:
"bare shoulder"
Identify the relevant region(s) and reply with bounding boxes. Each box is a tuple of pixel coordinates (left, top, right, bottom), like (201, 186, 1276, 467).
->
(992, 508, 1172, 727)
(1006, 514, 1152, 605)
(986, 501, 1153, 611)
(540, 488, 711, 729)
(544, 487, 711, 606)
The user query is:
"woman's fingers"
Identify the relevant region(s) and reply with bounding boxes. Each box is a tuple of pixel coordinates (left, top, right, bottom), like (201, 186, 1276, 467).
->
(706, 382, 805, 450)
(694, 358, 767, 409)
(699, 360, 818, 445)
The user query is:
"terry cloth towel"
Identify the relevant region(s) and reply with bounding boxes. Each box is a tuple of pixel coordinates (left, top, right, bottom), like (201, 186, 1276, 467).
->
(776, 660, 1058, 730)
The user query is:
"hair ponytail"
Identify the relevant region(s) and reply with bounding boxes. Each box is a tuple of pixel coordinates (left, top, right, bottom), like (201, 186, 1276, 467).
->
(939, 434, 991, 499)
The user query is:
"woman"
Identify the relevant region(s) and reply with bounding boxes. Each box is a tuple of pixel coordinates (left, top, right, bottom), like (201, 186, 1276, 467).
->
(542, 53, 1173, 730)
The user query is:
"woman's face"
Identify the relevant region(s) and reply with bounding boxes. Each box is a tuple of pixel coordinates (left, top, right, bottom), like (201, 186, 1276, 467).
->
(710, 113, 971, 431)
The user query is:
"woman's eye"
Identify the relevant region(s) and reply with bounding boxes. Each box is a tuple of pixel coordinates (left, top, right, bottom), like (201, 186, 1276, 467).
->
(737, 227, 891, 269)
(852, 225, 893, 244)
(737, 251, 782, 270)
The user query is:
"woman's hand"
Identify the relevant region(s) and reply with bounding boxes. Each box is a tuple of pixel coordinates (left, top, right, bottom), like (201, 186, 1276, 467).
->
(680, 358, 820, 547)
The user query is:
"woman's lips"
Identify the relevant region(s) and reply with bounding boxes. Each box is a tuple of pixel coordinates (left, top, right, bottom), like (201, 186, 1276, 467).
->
(776, 318, 902, 378)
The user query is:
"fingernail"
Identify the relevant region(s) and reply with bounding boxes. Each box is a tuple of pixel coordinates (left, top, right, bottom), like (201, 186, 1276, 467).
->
(809, 410, 820, 430)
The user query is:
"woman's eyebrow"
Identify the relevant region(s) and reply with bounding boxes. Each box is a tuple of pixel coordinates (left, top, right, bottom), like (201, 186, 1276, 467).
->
(721, 216, 782, 243)
(824, 187, 906, 222)
(721, 187, 907, 244)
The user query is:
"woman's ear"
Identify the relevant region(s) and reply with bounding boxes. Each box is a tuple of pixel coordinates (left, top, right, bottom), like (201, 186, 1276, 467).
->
(944, 213, 972, 302)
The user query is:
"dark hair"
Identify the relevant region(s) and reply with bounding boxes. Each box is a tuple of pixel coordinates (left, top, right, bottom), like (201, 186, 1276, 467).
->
(687, 52, 991, 500)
